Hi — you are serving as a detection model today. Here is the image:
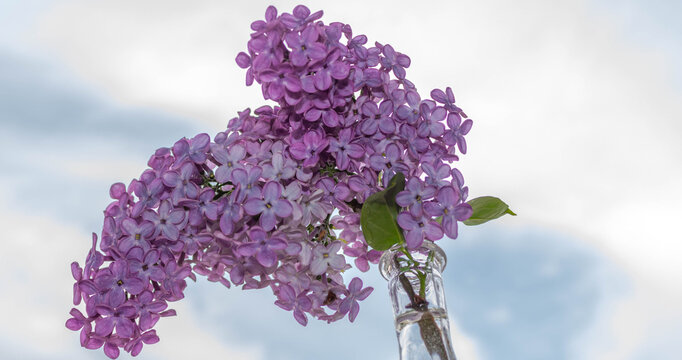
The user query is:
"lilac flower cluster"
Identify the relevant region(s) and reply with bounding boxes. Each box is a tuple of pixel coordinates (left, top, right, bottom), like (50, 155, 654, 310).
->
(67, 5, 473, 358)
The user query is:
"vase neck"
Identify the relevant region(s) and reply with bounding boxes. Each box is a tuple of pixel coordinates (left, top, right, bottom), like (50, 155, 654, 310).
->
(379, 241, 457, 360)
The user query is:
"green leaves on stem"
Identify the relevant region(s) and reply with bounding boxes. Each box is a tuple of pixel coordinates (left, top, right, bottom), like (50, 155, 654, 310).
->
(360, 172, 406, 251)
(463, 196, 516, 226)
(360, 171, 516, 250)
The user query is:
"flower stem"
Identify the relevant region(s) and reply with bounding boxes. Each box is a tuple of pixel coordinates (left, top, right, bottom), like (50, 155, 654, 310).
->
(394, 246, 452, 359)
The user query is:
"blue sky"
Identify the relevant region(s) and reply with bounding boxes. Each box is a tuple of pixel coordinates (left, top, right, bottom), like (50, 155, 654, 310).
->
(0, 1, 681, 359)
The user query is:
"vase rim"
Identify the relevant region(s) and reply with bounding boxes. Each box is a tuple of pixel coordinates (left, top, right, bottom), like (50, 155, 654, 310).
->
(378, 240, 448, 280)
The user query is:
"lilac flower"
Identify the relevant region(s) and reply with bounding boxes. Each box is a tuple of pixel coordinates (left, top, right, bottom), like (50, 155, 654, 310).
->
(185, 188, 220, 225)
(396, 177, 436, 216)
(127, 248, 165, 283)
(299, 189, 331, 226)
(259, 64, 302, 101)
(313, 53, 351, 90)
(285, 26, 327, 67)
(347, 175, 372, 203)
(275, 265, 311, 293)
(422, 161, 451, 188)
(397, 212, 444, 249)
(431, 86, 464, 115)
(147, 146, 173, 173)
(379, 44, 411, 79)
(339, 277, 373, 322)
(343, 241, 381, 272)
(451, 167, 469, 201)
(275, 284, 313, 326)
(235, 51, 254, 86)
(289, 131, 329, 167)
(219, 189, 242, 235)
(65, 307, 90, 334)
(119, 218, 155, 253)
(94, 260, 146, 307)
(246, 138, 273, 164)
(347, 34, 368, 59)
(210, 143, 246, 183)
(418, 103, 446, 138)
(237, 227, 287, 267)
(133, 291, 168, 331)
(130, 178, 164, 217)
(244, 181, 293, 231)
(161, 262, 192, 301)
(124, 330, 160, 357)
(443, 112, 473, 154)
(368, 143, 408, 184)
(395, 90, 422, 124)
(142, 200, 185, 240)
(309, 241, 346, 275)
(94, 302, 137, 338)
(249, 33, 284, 72)
(262, 152, 296, 181)
(161, 162, 200, 203)
(178, 228, 212, 256)
(360, 100, 395, 135)
(280, 5, 323, 31)
(172, 133, 211, 165)
(231, 166, 263, 200)
(424, 186, 473, 239)
(399, 123, 430, 158)
(328, 128, 364, 170)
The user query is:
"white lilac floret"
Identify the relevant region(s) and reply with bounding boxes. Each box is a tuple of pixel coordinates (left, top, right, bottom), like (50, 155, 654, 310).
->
(67, 4, 474, 358)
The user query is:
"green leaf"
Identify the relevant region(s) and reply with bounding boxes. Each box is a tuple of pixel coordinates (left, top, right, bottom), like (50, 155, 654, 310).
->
(463, 196, 516, 226)
(360, 172, 406, 251)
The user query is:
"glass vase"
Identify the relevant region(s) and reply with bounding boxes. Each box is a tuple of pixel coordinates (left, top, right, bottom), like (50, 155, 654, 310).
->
(379, 241, 457, 360)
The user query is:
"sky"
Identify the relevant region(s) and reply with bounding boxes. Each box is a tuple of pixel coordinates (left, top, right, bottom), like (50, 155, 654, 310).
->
(0, 0, 681, 359)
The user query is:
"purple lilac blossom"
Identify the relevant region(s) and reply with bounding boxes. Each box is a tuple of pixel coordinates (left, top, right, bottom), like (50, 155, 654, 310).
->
(68, 5, 475, 358)
(339, 277, 374, 322)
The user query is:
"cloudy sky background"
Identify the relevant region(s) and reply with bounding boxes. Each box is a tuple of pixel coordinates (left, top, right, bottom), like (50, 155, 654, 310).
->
(1, 0, 681, 359)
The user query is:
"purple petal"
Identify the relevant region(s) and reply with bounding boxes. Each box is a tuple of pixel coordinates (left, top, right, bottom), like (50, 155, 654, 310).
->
(437, 187, 458, 204)
(454, 203, 473, 221)
(66, 318, 83, 331)
(95, 317, 115, 337)
(256, 249, 278, 267)
(273, 199, 293, 217)
(290, 50, 307, 66)
(236, 52, 251, 68)
(397, 212, 416, 230)
(260, 210, 277, 231)
(442, 216, 458, 239)
(293, 308, 308, 326)
(405, 230, 424, 249)
(244, 199, 265, 216)
(338, 298, 352, 314)
(116, 317, 136, 338)
(103, 342, 120, 359)
(124, 277, 146, 295)
(357, 287, 373, 300)
(349, 301, 360, 322)
(263, 182, 282, 202)
(348, 277, 362, 293)
(424, 222, 444, 241)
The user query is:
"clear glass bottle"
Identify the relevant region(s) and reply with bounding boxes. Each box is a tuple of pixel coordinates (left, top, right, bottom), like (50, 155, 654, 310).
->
(379, 241, 457, 360)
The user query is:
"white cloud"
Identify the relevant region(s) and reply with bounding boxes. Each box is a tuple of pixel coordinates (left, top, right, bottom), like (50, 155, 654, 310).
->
(30, 0, 682, 358)
(570, 275, 682, 360)
(451, 317, 483, 360)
